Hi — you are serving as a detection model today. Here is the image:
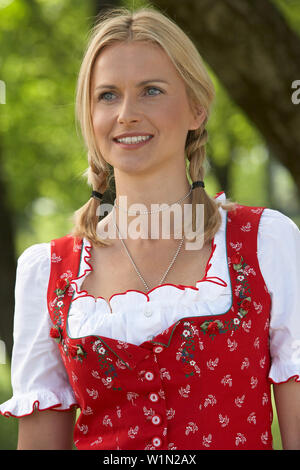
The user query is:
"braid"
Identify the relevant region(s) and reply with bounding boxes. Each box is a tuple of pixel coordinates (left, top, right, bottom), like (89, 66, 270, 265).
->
(187, 127, 208, 178)
(70, 151, 113, 247)
(186, 126, 222, 243)
(86, 152, 109, 193)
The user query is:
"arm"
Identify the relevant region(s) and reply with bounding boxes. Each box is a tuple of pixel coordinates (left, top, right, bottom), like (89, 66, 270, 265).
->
(0, 244, 79, 447)
(17, 408, 77, 450)
(273, 380, 300, 450)
(257, 211, 300, 448)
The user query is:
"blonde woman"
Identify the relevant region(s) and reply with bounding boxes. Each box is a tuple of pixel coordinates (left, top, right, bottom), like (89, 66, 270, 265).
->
(1, 6, 300, 450)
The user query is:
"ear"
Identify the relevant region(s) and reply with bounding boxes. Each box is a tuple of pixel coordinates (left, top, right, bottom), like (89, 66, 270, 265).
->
(189, 104, 207, 131)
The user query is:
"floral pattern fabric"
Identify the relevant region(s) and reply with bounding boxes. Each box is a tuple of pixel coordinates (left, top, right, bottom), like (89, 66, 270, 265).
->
(47, 203, 273, 450)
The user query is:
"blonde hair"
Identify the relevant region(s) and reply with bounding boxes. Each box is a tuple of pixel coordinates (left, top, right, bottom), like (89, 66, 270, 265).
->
(70, 5, 238, 247)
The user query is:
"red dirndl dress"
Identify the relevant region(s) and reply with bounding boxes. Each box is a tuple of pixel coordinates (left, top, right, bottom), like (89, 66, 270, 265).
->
(47, 202, 273, 450)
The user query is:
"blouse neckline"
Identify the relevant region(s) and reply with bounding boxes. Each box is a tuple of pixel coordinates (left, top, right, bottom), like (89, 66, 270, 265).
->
(69, 191, 229, 314)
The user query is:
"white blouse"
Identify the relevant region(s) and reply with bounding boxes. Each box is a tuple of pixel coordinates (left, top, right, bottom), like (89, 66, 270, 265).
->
(1, 192, 300, 417)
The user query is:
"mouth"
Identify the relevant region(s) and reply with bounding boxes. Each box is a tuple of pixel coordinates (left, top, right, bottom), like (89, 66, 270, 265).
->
(113, 135, 154, 150)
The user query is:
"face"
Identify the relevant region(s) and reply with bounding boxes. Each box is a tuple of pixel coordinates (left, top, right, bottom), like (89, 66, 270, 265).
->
(90, 41, 205, 176)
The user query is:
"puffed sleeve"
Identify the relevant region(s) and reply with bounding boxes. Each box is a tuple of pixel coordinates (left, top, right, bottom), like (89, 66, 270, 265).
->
(257, 209, 300, 383)
(0, 243, 79, 417)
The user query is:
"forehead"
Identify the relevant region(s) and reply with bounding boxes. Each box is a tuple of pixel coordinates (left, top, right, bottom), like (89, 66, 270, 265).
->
(91, 41, 181, 85)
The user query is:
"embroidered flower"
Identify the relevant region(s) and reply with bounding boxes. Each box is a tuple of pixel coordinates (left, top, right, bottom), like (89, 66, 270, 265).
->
(92, 340, 102, 353)
(51, 278, 87, 363)
(178, 322, 201, 378)
(50, 325, 62, 343)
(69, 346, 78, 358)
(200, 320, 224, 338)
(200, 254, 251, 339)
(91, 338, 122, 391)
(182, 329, 191, 337)
(207, 320, 223, 336)
(231, 254, 243, 269)
(200, 254, 253, 340)
(55, 278, 70, 297)
(240, 298, 251, 311)
(70, 344, 86, 362)
(66, 344, 87, 362)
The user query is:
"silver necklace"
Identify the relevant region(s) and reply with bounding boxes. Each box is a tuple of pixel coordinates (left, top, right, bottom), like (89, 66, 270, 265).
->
(113, 186, 192, 215)
(111, 207, 185, 292)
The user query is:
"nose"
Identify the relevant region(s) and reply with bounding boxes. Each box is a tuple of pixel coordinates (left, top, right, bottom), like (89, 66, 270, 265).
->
(117, 95, 140, 124)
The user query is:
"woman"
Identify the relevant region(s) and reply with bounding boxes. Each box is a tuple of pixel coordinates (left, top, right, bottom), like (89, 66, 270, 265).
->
(1, 6, 300, 450)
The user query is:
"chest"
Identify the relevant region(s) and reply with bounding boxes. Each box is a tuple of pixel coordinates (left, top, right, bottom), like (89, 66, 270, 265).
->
(80, 239, 213, 311)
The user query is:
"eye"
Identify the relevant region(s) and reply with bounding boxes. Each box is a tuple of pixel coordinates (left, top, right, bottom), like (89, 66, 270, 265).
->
(97, 91, 115, 102)
(97, 86, 163, 102)
(145, 86, 163, 96)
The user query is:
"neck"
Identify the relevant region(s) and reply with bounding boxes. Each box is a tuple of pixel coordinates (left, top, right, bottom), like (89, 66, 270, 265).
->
(112, 188, 193, 241)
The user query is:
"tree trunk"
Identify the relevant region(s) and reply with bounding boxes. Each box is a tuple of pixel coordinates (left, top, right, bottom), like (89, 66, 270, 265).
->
(152, 0, 300, 196)
(0, 142, 16, 361)
(93, 0, 121, 20)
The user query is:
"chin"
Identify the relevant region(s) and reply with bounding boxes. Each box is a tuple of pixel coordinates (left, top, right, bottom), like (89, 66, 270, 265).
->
(114, 155, 154, 171)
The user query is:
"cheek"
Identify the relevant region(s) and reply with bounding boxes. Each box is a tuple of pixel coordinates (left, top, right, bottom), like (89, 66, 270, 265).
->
(158, 99, 187, 131)
(92, 111, 103, 132)
(92, 111, 111, 141)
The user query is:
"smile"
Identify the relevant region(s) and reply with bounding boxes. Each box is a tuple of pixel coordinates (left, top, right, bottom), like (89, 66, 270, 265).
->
(113, 135, 154, 149)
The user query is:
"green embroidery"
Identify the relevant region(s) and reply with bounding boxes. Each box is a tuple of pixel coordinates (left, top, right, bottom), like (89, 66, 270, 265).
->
(179, 322, 200, 378)
(51, 277, 87, 363)
(91, 339, 122, 391)
(200, 254, 252, 340)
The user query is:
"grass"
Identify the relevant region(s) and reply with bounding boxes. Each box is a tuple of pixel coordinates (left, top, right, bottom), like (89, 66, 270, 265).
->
(0, 360, 18, 450)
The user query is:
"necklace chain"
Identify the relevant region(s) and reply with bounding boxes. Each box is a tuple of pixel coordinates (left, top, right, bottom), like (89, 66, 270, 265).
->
(113, 186, 192, 214)
(111, 210, 185, 292)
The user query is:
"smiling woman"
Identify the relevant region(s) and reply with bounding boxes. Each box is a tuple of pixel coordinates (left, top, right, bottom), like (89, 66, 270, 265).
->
(1, 4, 300, 452)
(72, 6, 238, 248)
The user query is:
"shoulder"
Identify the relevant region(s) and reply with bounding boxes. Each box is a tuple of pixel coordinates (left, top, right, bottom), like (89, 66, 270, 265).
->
(50, 234, 84, 256)
(17, 234, 82, 270)
(258, 208, 299, 242)
(228, 203, 299, 239)
(256, 209, 299, 298)
(17, 242, 51, 274)
(15, 243, 52, 296)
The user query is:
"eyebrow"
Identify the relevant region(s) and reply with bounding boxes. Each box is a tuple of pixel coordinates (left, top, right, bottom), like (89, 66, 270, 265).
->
(95, 79, 169, 91)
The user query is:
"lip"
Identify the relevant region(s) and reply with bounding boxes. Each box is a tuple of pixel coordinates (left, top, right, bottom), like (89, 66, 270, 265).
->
(113, 135, 154, 150)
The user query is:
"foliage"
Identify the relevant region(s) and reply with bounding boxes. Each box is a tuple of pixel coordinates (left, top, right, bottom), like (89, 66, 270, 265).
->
(0, 0, 94, 255)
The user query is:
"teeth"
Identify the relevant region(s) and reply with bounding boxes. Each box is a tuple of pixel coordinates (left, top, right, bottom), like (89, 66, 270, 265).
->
(116, 135, 152, 144)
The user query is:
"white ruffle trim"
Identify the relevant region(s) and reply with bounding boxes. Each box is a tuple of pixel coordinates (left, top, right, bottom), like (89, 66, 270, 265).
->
(70, 192, 228, 309)
(269, 358, 300, 384)
(66, 193, 232, 343)
(0, 389, 79, 418)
